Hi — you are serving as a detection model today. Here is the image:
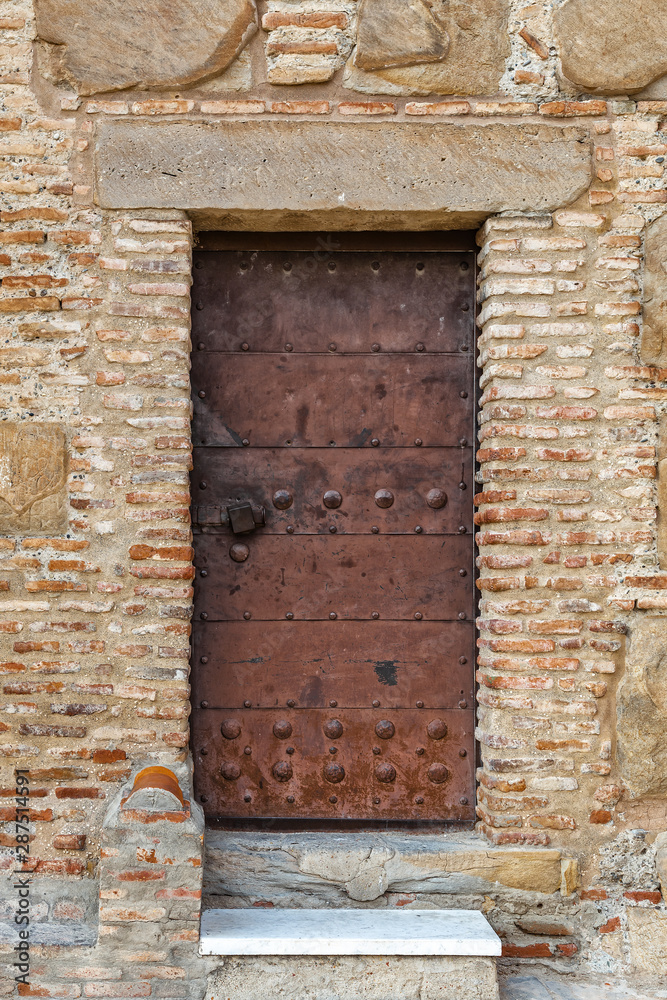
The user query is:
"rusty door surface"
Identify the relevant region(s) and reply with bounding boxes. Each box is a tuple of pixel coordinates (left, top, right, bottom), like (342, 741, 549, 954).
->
(191, 241, 476, 823)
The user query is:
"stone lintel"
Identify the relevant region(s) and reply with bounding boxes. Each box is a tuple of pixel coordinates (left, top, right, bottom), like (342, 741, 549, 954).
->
(94, 120, 591, 231)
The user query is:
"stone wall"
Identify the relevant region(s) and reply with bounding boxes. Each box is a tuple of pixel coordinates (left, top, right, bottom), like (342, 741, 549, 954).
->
(1, 0, 667, 994)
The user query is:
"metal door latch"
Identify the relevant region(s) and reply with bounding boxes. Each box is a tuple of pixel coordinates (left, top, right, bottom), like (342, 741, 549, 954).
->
(227, 502, 266, 535)
(192, 503, 265, 531)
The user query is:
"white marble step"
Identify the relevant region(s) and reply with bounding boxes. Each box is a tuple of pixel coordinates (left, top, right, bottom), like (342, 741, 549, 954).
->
(200, 908, 502, 957)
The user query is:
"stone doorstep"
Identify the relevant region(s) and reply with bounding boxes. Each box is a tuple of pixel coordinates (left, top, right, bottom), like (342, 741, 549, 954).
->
(199, 907, 502, 956)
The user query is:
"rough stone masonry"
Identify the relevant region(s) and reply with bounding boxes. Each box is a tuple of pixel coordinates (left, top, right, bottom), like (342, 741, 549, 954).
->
(1, 0, 667, 996)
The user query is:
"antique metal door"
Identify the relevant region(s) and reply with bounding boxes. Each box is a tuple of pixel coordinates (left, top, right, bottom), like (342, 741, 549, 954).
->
(191, 235, 476, 823)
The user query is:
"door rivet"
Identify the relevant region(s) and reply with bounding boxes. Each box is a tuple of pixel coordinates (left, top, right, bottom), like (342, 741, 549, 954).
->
(427, 719, 448, 741)
(273, 489, 293, 510)
(283, 262, 292, 272)
(373, 797, 381, 804)
(328, 262, 336, 272)
(371, 526, 380, 534)
(200, 700, 209, 708)
(415, 747, 425, 756)
(285, 343, 293, 352)
(198, 390, 206, 398)
(286, 746, 295, 755)
(458, 656, 467, 665)
(371, 343, 380, 352)
(328, 343, 337, 352)
(241, 342, 249, 351)
(415, 796, 424, 805)
(272, 761, 293, 782)
(459, 438, 467, 448)
(200, 612, 208, 620)
(286, 612, 294, 620)
(428, 763, 449, 784)
(323, 719, 343, 739)
(244, 793, 252, 802)
(199, 481, 207, 490)
(375, 720, 395, 740)
(200, 656, 208, 664)
(200, 748, 208, 755)
(459, 568, 467, 577)
(329, 525, 337, 534)
(459, 700, 468, 709)
(459, 749, 467, 758)
(323, 490, 342, 509)
(244, 746, 252, 755)
(221, 762, 241, 781)
(200, 569, 208, 577)
(329, 612, 338, 620)
(375, 762, 396, 783)
(458, 526, 467, 534)
(415, 343, 425, 352)
(230, 543, 250, 563)
(287, 795, 295, 803)
(371, 611, 380, 620)
(372, 699, 380, 708)
(460, 344, 469, 352)
(243, 699, 252, 708)
(414, 612, 423, 621)
(460, 390, 468, 399)
(329, 795, 338, 803)
(329, 700, 337, 708)
(374, 489, 394, 508)
(371, 260, 380, 271)
(287, 699, 296, 708)
(200, 794, 208, 802)
(286, 525, 295, 534)
(460, 261, 470, 271)
(416, 700, 424, 709)
(243, 611, 252, 620)
(414, 525, 423, 534)
(371, 438, 380, 447)
(221, 719, 241, 740)
(459, 482, 467, 490)
(324, 763, 345, 784)
(426, 489, 447, 509)
(196, 302, 204, 311)
(458, 612, 466, 620)
(242, 438, 250, 447)
(460, 797, 469, 805)
(373, 747, 381, 755)
(197, 342, 205, 350)
(329, 746, 337, 754)
(414, 438, 423, 447)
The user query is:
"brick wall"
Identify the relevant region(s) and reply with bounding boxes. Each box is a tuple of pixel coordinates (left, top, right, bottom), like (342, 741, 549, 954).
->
(1, 0, 667, 990)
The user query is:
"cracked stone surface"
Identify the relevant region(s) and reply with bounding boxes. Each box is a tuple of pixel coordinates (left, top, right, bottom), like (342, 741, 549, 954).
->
(34, 0, 258, 95)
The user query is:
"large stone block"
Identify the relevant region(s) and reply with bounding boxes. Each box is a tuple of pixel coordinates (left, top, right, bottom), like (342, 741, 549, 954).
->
(207, 955, 499, 1000)
(94, 121, 591, 230)
(34, 0, 258, 95)
(617, 620, 667, 798)
(627, 908, 667, 974)
(354, 0, 450, 71)
(0, 423, 67, 535)
(344, 0, 509, 96)
(204, 832, 564, 903)
(641, 214, 667, 365)
(554, 0, 667, 94)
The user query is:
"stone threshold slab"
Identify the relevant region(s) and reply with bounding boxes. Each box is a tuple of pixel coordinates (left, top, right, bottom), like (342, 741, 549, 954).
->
(199, 908, 502, 956)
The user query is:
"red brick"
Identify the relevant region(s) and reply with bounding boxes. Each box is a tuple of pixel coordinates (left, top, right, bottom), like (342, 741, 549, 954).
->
(599, 917, 621, 934)
(624, 890, 662, 904)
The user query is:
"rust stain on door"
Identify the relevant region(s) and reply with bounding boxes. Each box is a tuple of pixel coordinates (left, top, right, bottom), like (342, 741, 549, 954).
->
(191, 246, 476, 823)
